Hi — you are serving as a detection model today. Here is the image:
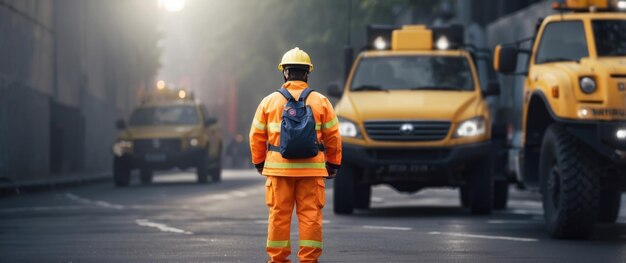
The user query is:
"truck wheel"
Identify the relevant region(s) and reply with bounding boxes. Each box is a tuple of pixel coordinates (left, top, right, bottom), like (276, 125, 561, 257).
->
(493, 180, 509, 210)
(334, 165, 355, 214)
(113, 157, 131, 187)
(540, 124, 599, 239)
(196, 152, 209, 184)
(140, 169, 153, 184)
(598, 186, 621, 223)
(354, 182, 371, 209)
(467, 155, 493, 214)
(211, 153, 222, 183)
(459, 186, 469, 208)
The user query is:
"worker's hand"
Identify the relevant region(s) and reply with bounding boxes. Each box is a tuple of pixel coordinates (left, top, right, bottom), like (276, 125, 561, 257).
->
(254, 162, 264, 175)
(325, 166, 337, 179)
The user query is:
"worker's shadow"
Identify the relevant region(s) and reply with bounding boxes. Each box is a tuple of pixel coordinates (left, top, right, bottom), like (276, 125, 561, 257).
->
(354, 206, 468, 218)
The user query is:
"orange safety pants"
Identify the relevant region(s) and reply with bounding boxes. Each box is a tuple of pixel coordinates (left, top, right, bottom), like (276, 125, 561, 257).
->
(265, 176, 325, 263)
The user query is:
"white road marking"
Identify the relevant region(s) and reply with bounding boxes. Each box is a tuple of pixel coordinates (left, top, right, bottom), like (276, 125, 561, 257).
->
(210, 194, 231, 200)
(510, 209, 540, 215)
(230, 190, 248, 197)
(65, 193, 125, 210)
(509, 200, 543, 207)
(135, 219, 193, 235)
(428, 231, 538, 242)
(487, 220, 540, 224)
(371, 196, 384, 203)
(363, 225, 412, 231)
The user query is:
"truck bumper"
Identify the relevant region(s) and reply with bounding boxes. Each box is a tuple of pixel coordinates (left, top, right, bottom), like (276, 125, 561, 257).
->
(342, 141, 492, 186)
(566, 121, 626, 164)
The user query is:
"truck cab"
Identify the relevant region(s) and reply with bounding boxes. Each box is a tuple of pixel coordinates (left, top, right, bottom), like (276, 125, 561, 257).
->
(112, 87, 222, 186)
(494, 0, 626, 238)
(329, 25, 504, 215)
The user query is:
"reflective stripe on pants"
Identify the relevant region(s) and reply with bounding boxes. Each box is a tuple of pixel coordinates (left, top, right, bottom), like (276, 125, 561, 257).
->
(266, 176, 325, 263)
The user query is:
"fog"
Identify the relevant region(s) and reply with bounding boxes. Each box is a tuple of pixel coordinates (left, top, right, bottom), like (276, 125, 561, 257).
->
(156, 0, 439, 138)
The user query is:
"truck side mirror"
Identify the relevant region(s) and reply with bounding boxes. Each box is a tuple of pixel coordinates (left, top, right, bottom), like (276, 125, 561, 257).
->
(484, 80, 501, 96)
(493, 44, 518, 74)
(327, 82, 343, 98)
(205, 117, 218, 127)
(115, 119, 126, 130)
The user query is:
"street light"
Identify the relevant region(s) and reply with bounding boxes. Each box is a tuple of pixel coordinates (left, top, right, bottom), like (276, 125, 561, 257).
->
(158, 0, 186, 13)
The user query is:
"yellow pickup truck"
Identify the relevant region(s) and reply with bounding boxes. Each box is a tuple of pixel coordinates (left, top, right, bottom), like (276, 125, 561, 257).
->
(112, 87, 222, 186)
(328, 25, 505, 215)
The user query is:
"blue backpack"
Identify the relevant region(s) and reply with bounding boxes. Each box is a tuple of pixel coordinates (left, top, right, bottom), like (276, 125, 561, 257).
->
(268, 87, 323, 159)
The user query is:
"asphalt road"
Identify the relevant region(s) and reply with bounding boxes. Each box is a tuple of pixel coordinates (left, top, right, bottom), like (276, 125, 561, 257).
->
(1, 170, 626, 262)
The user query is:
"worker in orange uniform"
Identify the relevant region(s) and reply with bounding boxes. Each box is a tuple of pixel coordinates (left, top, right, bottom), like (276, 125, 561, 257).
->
(250, 47, 342, 263)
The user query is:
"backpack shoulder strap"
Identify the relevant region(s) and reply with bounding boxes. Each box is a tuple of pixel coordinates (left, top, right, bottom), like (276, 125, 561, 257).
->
(276, 87, 295, 101)
(299, 88, 316, 102)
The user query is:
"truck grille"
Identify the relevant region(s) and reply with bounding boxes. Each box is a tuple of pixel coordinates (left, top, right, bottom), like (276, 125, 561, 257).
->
(133, 138, 181, 155)
(364, 120, 451, 142)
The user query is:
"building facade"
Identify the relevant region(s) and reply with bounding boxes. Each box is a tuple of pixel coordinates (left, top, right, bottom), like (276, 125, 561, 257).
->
(0, 0, 160, 183)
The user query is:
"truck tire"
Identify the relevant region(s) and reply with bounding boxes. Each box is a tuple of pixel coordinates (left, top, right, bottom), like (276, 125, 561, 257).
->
(459, 186, 469, 208)
(354, 182, 371, 209)
(113, 157, 131, 187)
(196, 152, 209, 184)
(598, 186, 621, 223)
(140, 169, 153, 184)
(467, 154, 493, 214)
(333, 165, 355, 214)
(540, 124, 599, 239)
(211, 153, 222, 183)
(493, 179, 509, 210)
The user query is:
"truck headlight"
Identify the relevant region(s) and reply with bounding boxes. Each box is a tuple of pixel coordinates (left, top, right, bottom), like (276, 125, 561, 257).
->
(112, 140, 132, 157)
(617, 129, 626, 140)
(454, 117, 486, 138)
(580, 77, 596, 94)
(339, 117, 361, 138)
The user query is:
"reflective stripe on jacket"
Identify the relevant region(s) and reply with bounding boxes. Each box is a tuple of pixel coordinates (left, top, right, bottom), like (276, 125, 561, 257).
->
(249, 81, 342, 177)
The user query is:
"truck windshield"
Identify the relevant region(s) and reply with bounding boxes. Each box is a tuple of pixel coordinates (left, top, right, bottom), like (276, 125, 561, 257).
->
(129, 105, 200, 126)
(535, 21, 588, 64)
(592, 20, 626, 57)
(350, 56, 474, 91)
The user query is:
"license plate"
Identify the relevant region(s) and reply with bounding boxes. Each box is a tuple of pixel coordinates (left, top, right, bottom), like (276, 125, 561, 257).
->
(145, 153, 166, 162)
(387, 164, 435, 173)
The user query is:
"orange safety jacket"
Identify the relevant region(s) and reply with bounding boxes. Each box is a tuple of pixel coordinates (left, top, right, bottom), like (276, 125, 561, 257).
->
(250, 81, 342, 176)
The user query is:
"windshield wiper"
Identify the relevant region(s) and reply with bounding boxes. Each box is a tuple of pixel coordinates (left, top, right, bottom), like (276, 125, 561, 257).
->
(352, 85, 388, 92)
(410, 86, 459, 91)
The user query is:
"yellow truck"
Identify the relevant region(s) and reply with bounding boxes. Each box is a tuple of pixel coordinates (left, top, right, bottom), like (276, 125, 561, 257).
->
(112, 87, 222, 186)
(493, 0, 626, 238)
(328, 25, 506, 215)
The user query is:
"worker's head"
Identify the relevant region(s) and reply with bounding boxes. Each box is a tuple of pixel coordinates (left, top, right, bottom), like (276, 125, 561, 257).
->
(282, 65, 309, 82)
(278, 47, 313, 82)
